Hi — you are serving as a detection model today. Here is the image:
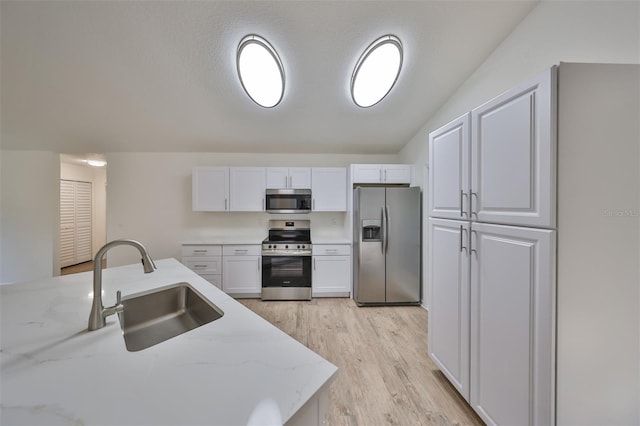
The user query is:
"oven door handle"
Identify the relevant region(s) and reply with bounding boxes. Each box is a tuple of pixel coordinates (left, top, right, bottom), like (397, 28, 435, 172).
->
(261, 252, 312, 257)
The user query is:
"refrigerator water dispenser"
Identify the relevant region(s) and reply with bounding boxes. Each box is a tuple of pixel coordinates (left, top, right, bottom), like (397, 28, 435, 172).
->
(361, 220, 381, 242)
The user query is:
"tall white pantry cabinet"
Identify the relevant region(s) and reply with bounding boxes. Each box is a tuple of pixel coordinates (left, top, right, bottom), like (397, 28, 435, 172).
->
(427, 63, 639, 426)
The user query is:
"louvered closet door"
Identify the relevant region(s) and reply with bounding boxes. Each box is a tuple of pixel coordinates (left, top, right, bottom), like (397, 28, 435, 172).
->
(60, 180, 76, 267)
(60, 180, 92, 267)
(74, 181, 92, 263)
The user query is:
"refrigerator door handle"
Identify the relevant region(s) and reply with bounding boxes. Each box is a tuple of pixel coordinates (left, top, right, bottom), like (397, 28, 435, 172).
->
(380, 207, 386, 254)
(384, 205, 390, 254)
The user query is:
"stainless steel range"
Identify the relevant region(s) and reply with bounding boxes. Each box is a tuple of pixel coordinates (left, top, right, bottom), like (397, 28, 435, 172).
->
(261, 220, 312, 301)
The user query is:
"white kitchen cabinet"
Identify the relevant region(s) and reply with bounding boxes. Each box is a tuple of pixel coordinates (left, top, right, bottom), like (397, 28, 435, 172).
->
(192, 167, 229, 212)
(312, 244, 350, 297)
(469, 223, 554, 426)
(181, 244, 223, 289)
(229, 167, 266, 212)
(429, 68, 555, 228)
(427, 219, 470, 400)
(222, 245, 261, 297)
(311, 167, 347, 211)
(428, 114, 470, 221)
(266, 167, 311, 189)
(351, 164, 412, 184)
(428, 219, 554, 425)
(428, 64, 640, 426)
(471, 70, 555, 228)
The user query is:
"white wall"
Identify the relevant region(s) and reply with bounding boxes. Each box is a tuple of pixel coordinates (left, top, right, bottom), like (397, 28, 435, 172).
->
(60, 161, 107, 257)
(0, 151, 59, 284)
(105, 152, 398, 267)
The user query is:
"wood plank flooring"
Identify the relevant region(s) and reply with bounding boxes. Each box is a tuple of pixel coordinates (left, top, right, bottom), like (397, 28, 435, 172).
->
(239, 298, 483, 426)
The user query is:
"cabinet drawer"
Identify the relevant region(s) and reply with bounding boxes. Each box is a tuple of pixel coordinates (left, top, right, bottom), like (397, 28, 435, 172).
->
(181, 245, 222, 257)
(223, 245, 261, 256)
(182, 258, 222, 275)
(312, 245, 350, 256)
(200, 274, 222, 290)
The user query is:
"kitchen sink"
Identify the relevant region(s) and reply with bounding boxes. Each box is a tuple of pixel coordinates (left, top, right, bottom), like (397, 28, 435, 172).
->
(118, 282, 223, 352)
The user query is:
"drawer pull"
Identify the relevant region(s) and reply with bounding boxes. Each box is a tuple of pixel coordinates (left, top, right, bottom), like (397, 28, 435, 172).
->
(193, 250, 208, 253)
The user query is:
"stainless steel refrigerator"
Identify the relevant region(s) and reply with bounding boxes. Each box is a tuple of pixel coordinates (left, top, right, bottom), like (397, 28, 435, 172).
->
(353, 186, 421, 306)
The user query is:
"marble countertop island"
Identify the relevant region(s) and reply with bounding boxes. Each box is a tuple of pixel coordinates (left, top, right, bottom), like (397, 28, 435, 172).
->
(1, 258, 337, 425)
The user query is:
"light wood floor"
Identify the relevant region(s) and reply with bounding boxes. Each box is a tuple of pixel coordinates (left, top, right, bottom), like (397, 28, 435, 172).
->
(239, 298, 483, 426)
(60, 259, 106, 275)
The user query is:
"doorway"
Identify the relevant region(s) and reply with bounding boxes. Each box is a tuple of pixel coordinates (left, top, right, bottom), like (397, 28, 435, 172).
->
(59, 154, 107, 275)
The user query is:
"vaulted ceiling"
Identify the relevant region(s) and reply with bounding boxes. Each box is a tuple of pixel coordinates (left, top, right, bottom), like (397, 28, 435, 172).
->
(1, 1, 537, 155)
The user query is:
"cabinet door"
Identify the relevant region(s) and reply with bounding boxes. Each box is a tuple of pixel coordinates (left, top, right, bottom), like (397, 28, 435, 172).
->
(429, 114, 470, 220)
(470, 223, 554, 426)
(471, 67, 556, 228)
(428, 218, 470, 401)
(352, 164, 382, 183)
(312, 255, 351, 297)
(192, 167, 229, 211)
(229, 167, 266, 211)
(288, 167, 312, 189)
(222, 256, 261, 295)
(311, 168, 347, 211)
(266, 167, 289, 189)
(382, 164, 411, 184)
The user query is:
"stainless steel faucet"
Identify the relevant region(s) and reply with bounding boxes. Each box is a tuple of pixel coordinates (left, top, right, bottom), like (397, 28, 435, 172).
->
(88, 239, 156, 331)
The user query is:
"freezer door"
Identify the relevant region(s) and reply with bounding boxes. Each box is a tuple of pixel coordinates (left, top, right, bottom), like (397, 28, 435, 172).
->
(385, 187, 421, 303)
(354, 187, 386, 304)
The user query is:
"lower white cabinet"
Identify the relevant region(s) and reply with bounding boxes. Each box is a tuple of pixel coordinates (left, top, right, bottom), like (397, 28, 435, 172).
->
(181, 244, 222, 289)
(222, 245, 261, 298)
(428, 219, 555, 426)
(312, 244, 351, 297)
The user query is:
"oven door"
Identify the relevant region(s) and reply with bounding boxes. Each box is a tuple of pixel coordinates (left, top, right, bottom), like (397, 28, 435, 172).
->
(262, 255, 312, 288)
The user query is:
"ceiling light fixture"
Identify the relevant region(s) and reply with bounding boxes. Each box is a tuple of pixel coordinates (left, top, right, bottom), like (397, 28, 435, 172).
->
(351, 35, 403, 108)
(237, 34, 285, 108)
(86, 160, 106, 167)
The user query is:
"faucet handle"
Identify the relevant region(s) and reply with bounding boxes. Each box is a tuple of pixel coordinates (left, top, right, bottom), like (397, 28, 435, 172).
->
(116, 290, 122, 305)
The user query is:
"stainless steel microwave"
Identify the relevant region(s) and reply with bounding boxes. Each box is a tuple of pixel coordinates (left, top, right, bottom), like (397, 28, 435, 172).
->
(265, 189, 312, 214)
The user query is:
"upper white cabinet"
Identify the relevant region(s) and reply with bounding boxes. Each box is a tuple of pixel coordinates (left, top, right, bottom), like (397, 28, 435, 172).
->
(229, 167, 266, 212)
(311, 168, 347, 211)
(266, 167, 311, 189)
(351, 164, 412, 184)
(428, 114, 470, 220)
(429, 68, 556, 228)
(193, 167, 229, 211)
(471, 69, 556, 228)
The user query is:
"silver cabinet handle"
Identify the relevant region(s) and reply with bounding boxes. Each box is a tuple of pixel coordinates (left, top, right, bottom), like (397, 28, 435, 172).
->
(385, 169, 388, 182)
(470, 191, 479, 219)
(460, 190, 469, 218)
(225, 198, 228, 211)
(459, 225, 469, 255)
(313, 199, 315, 210)
(470, 229, 478, 255)
(234, 249, 248, 254)
(289, 176, 292, 188)
(313, 258, 316, 270)
(193, 249, 208, 254)
(379, 169, 383, 183)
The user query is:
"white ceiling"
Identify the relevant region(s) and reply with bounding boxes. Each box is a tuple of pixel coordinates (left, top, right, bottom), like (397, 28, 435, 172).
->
(1, 0, 537, 155)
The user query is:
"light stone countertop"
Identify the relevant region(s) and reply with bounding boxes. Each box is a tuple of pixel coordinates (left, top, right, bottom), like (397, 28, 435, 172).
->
(0, 258, 337, 425)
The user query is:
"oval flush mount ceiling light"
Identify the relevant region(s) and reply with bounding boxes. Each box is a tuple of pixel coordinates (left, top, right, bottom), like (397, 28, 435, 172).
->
(237, 34, 285, 108)
(351, 35, 403, 108)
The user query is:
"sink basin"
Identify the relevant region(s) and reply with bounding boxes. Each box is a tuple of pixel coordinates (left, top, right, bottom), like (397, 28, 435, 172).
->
(118, 282, 223, 352)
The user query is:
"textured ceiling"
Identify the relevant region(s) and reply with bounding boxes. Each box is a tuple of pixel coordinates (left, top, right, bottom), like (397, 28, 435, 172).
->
(1, 1, 537, 155)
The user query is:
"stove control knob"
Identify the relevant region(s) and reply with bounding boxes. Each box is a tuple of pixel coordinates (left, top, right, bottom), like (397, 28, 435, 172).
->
(268, 245, 272, 249)
(301, 245, 306, 249)
(297, 245, 301, 249)
(285, 245, 289, 249)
